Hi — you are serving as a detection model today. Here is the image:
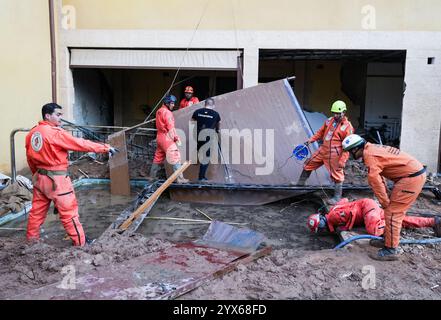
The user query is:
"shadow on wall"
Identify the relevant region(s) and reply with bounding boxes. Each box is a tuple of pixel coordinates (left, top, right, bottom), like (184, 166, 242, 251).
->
(72, 69, 114, 126)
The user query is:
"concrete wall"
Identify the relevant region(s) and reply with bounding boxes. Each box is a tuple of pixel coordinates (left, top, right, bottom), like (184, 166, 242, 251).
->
(0, 0, 52, 175)
(62, 0, 441, 31)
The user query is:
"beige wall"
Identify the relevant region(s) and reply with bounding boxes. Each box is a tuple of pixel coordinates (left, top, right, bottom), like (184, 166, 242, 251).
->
(62, 0, 441, 31)
(0, 0, 52, 175)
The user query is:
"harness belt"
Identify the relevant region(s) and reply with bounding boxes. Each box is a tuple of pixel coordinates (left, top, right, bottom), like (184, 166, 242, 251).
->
(35, 169, 68, 191)
(408, 167, 426, 178)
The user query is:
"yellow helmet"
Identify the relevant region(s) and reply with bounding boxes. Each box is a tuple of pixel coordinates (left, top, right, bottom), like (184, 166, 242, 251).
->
(330, 100, 347, 113)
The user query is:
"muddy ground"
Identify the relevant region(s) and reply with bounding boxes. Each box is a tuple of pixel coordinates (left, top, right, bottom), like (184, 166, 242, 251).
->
(0, 186, 441, 299)
(2, 159, 441, 300)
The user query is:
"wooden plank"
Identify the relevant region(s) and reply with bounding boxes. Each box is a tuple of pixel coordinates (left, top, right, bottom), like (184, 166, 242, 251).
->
(118, 161, 191, 231)
(108, 131, 131, 196)
(12, 242, 270, 300)
(159, 246, 272, 300)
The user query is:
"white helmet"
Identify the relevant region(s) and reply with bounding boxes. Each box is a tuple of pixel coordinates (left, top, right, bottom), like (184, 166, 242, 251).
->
(342, 134, 365, 151)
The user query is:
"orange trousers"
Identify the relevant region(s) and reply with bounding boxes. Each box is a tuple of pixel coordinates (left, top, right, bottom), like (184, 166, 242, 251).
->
(361, 199, 434, 236)
(383, 173, 426, 248)
(304, 147, 345, 183)
(153, 133, 181, 165)
(27, 173, 85, 246)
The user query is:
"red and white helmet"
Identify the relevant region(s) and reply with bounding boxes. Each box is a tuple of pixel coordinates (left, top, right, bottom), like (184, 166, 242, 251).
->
(307, 213, 322, 233)
(184, 86, 194, 93)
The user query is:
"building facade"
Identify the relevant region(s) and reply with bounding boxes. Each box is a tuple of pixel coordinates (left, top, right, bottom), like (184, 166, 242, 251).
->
(1, 0, 441, 173)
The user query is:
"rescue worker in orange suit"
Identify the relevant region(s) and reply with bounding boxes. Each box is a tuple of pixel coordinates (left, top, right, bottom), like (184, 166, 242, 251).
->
(179, 86, 200, 110)
(25, 103, 118, 246)
(149, 94, 189, 183)
(297, 100, 354, 205)
(307, 197, 441, 238)
(342, 134, 428, 261)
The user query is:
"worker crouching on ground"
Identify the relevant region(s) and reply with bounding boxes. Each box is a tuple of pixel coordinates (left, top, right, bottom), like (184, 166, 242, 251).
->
(342, 134, 428, 261)
(191, 98, 221, 181)
(297, 100, 354, 205)
(307, 197, 441, 238)
(179, 86, 200, 110)
(25, 103, 118, 246)
(149, 95, 189, 183)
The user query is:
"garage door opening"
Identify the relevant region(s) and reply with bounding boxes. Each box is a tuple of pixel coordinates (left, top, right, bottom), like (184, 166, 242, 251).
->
(70, 48, 243, 127)
(71, 68, 239, 127)
(259, 49, 406, 146)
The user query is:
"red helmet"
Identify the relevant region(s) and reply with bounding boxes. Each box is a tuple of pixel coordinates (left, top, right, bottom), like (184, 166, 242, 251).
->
(307, 214, 321, 233)
(184, 86, 194, 93)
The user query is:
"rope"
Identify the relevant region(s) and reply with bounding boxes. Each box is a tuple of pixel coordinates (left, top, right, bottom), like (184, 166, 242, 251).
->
(127, 0, 212, 146)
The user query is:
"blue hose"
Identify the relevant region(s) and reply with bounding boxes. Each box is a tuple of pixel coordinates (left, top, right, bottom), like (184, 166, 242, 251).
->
(334, 234, 441, 249)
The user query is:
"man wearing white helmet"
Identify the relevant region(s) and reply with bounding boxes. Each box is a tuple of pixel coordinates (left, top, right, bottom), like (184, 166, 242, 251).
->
(342, 134, 427, 261)
(297, 100, 354, 205)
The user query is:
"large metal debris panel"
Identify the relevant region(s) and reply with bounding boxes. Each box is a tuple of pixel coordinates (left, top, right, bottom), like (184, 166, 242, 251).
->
(168, 78, 331, 204)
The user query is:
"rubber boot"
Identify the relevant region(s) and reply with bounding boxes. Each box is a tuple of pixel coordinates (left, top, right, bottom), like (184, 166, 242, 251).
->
(369, 239, 384, 248)
(327, 182, 343, 205)
(296, 170, 312, 186)
(172, 163, 189, 184)
(369, 247, 400, 261)
(148, 163, 161, 180)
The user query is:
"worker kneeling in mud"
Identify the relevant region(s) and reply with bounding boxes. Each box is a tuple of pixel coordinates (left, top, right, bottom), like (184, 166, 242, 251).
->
(308, 198, 441, 239)
(296, 100, 354, 205)
(26, 103, 118, 246)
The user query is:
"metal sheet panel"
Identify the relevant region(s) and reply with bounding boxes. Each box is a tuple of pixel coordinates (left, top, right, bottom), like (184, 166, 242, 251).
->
(169, 79, 331, 204)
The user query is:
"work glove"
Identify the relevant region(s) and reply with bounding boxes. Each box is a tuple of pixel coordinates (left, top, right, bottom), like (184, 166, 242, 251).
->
(176, 140, 182, 147)
(109, 146, 120, 157)
(338, 159, 346, 169)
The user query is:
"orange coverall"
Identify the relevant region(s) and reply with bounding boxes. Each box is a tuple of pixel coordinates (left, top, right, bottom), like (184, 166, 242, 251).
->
(179, 97, 200, 110)
(326, 198, 434, 236)
(304, 116, 353, 182)
(362, 143, 427, 248)
(153, 104, 181, 165)
(25, 121, 110, 246)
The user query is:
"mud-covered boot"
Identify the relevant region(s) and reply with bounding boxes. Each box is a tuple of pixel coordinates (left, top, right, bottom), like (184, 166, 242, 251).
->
(296, 170, 312, 186)
(172, 163, 189, 184)
(148, 163, 161, 180)
(369, 247, 400, 261)
(327, 182, 343, 205)
(433, 216, 441, 237)
(369, 239, 384, 248)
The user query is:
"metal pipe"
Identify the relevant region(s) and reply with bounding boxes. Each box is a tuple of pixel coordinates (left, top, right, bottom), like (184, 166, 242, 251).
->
(10, 128, 31, 183)
(48, 0, 57, 103)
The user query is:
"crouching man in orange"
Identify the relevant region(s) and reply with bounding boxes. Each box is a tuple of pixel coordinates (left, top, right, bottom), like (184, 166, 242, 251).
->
(149, 94, 189, 183)
(341, 134, 428, 261)
(307, 197, 440, 238)
(25, 103, 118, 246)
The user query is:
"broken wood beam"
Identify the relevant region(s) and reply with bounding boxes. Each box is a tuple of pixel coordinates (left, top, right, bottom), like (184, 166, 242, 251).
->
(146, 216, 247, 226)
(159, 246, 272, 300)
(195, 208, 212, 221)
(108, 131, 131, 196)
(118, 161, 191, 231)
